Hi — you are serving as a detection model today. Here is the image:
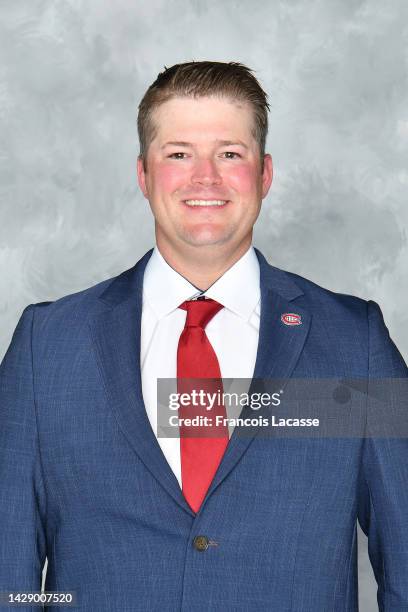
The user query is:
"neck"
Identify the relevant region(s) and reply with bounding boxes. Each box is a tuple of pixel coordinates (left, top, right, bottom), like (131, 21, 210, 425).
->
(156, 237, 252, 290)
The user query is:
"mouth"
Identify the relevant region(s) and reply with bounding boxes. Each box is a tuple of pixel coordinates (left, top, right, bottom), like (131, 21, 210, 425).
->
(183, 199, 229, 207)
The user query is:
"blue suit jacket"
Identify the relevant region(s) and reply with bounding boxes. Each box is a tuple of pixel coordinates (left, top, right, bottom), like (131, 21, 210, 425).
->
(1, 248, 408, 611)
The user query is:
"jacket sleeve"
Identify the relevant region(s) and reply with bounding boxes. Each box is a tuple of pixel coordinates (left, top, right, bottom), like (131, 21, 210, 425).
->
(357, 300, 408, 611)
(0, 306, 47, 609)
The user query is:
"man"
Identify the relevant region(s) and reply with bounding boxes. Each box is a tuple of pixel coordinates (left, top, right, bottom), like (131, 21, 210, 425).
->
(1, 61, 407, 611)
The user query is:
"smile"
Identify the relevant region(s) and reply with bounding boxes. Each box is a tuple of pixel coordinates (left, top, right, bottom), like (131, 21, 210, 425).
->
(184, 200, 228, 207)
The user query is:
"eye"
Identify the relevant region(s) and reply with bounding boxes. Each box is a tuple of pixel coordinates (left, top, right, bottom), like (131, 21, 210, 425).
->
(168, 152, 187, 159)
(222, 151, 241, 159)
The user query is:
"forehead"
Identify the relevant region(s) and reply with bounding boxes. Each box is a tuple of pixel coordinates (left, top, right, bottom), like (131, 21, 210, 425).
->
(150, 95, 256, 145)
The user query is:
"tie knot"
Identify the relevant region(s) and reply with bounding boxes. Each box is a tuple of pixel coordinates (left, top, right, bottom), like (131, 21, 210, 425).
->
(179, 298, 224, 329)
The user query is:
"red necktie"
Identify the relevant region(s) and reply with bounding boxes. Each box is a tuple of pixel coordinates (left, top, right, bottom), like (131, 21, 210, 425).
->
(177, 298, 229, 513)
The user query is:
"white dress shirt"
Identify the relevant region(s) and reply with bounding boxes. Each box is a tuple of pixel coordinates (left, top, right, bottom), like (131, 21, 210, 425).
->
(141, 246, 261, 487)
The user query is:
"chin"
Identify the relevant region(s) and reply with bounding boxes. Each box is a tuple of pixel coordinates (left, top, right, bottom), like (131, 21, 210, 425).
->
(179, 223, 238, 247)
(181, 229, 234, 248)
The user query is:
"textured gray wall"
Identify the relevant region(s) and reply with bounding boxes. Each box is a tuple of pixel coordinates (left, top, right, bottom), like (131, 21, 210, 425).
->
(1, 1, 407, 608)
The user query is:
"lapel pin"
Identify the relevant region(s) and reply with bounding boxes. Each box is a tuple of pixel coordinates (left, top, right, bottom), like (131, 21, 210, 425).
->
(281, 313, 302, 326)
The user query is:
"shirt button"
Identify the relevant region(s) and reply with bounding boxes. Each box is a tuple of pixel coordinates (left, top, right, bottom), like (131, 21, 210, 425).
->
(193, 535, 209, 551)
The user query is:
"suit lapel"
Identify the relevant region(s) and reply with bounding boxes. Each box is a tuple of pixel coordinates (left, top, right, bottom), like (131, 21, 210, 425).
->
(251, 249, 311, 381)
(89, 250, 194, 517)
(204, 249, 312, 507)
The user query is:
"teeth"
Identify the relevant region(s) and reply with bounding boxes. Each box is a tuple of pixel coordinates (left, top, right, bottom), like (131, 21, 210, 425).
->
(184, 200, 227, 206)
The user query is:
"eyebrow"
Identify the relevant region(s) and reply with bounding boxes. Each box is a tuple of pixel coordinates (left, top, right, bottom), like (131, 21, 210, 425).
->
(161, 141, 191, 149)
(161, 139, 249, 149)
(216, 139, 249, 149)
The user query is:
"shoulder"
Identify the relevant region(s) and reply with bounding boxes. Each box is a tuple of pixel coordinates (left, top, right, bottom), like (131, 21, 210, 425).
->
(28, 273, 121, 325)
(14, 269, 134, 366)
(273, 267, 407, 376)
(255, 248, 368, 321)
(283, 268, 369, 320)
(25, 249, 153, 328)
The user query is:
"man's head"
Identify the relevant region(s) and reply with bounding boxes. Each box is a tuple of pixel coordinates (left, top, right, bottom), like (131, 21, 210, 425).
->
(137, 61, 273, 264)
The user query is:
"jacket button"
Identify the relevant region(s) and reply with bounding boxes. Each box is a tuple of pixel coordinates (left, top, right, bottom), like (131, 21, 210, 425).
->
(193, 535, 209, 551)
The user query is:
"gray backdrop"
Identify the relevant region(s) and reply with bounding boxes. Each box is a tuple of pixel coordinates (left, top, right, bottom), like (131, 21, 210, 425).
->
(1, 1, 407, 609)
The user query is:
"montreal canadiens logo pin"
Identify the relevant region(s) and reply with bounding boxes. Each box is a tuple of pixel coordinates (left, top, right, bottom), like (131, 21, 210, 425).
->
(281, 312, 302, 326)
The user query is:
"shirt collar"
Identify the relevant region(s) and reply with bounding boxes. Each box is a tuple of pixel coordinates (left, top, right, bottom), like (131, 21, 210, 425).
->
(204, 247, 260, 321)
(143, 248, 201, 319)
(143, 246, 260, 322)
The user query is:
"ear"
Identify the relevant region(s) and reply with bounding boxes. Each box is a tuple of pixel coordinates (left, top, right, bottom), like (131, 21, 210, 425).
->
(137, 156, 149, 198)
(261, 154, 273, 199)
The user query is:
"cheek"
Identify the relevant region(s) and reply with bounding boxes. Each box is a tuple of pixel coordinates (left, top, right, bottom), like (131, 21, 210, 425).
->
(150, 162, 188, 195)
(225, 165, 260, 195)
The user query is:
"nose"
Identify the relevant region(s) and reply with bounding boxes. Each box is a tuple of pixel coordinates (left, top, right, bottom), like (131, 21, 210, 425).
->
(190, 157, 222, 186)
